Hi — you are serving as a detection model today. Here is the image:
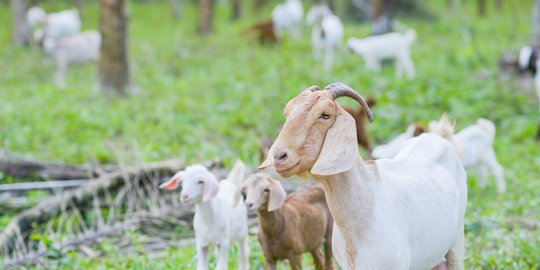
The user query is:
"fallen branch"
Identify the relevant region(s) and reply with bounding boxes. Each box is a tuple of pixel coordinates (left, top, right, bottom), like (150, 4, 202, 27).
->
(0, 180, 89, 192)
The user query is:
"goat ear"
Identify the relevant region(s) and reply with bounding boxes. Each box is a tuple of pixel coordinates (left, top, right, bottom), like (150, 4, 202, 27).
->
(159, 176, 181, 190)
(311, 109, 358, 176)
(232, 181, 247, 208)
(202, 175, 220, 202)
(267, 178, 287, 211)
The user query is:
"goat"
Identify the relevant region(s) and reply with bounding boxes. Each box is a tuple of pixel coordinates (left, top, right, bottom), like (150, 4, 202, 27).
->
(159, 161, 249, 270)
(371, 123, 426, 159)
(343, 97, 377, 152)
(272, 0, 304, 40)
(233, 173, 333, 270)
(259, 83, 467, 270)
(29, 8, 81, 45)
(43, 31, 100, 88)
(242, 20, 278, 44)
(347, 30, 416, 79)
(306, 4, 344, 70)
(429, 118, 506, 193)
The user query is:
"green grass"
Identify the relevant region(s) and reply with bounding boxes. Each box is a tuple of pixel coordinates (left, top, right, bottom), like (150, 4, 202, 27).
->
(1, 0, 539, 269)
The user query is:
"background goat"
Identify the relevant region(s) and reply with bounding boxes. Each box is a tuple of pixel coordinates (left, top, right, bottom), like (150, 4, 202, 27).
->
(259, 83, 467, 270)
(160, 161, 249, 270)
(347, 30, 416, 79)
(272, 0, 303, 40)
(306, 4, 344, 71)
(233, 173, 333, 270)
(371, 123, 426, 159)
(27, 7, 81, 46)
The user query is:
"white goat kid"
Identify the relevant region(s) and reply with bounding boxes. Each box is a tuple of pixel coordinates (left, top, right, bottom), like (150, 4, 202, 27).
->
(430, 118, 506, 193)
(160, 161, 249, 270)
(28, 7, 81, 44)
(306, 4, 344, 70)
(347, 30, 416, 79)
(259, 83, 467, 270)
(272, 0, 304, 40)
(43, 31, 100, 88)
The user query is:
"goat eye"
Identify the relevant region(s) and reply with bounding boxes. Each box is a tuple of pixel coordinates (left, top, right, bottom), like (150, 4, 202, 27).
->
(320, 113, 331, 120)
(197, 180, 204, 184)
(264, 188, 270, 192)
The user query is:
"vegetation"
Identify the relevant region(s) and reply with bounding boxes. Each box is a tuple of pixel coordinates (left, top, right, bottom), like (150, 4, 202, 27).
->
(0, 0, 538, 269)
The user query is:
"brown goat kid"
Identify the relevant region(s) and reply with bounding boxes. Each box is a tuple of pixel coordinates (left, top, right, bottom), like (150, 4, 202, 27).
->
(343, 97, 376, 152)
(233, 173, 333, 270)
(241, 20, 278, 44)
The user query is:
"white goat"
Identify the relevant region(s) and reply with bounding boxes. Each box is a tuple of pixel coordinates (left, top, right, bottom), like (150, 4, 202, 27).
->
(43, 31, 100, 88)
(347, 30, 416, 79)
(372, 123, 425, 159)
(430, 118, 506, 193)
(272, 0, 304, 40)
(259, 83, 467, 270)
(306, 4, 344, 71)
(518, 46, 540, 107)
(29, 7, 81, 45)
(159, 161, 249, 270)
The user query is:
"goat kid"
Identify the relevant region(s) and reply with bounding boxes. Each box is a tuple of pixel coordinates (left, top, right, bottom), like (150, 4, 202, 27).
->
(347, 30, 416, 79)
(259, 83, 467, 270)
(272, 0, 304, 40)
(28, 7, 81, 45)
(160, 161, 249, 270)
(306, 4, 344, 71)
(233, 173, 333, 270)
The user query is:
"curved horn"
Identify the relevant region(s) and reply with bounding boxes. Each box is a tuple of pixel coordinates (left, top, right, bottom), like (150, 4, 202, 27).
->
(324, 83, 373, 123)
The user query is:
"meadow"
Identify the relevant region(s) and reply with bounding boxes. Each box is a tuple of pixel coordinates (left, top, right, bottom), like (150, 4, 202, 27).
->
(0, 0, 539, 269)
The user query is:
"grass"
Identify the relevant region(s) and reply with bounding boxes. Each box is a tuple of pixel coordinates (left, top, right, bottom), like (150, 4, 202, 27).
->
(0, 0, 539, 269)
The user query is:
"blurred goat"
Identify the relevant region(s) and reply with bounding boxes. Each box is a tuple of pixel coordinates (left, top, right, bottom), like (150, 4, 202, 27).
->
(27, 7, 81, 45)
(272, 0, 303, 40)
(372, 123, 426, 159)
(347, 30, 416, 79)
(242, 20, 278, 44)
(160, 161, 249, 270)
(306, 4, 344, 70)
(233, 173, 333, 270)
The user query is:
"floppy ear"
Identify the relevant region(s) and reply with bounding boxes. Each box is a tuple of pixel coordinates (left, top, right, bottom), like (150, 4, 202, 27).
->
(311, 108, 359, 176)
(267, 178, 287, 211)
(159, 175, 181, 190)
(202, 174, 220, 202)
(232, 181, 247, 208)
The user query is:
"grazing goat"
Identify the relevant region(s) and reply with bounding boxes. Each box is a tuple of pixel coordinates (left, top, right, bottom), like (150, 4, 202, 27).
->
(160, 161, 249, 270)
(259, 83, 467, 270)
(272, 0, 303, 40)
(371, 123, 426, 159)
(242, 20, 278, 44)
(306, 4, 344, 70)
(430, 118, 506, 193)
(43, 31, 100, 88)
(347, 30, 416, 79)
(28, 7, 81, 45)
(233, 173, 333, 270)
(343, 97, 377, 152)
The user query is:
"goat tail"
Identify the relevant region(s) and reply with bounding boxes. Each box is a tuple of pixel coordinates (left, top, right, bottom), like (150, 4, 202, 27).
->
(476, 118, 496, 141)
(225, 160, 247, 188)
(404, 29, 417, 44)
(433, 113, 456, 142)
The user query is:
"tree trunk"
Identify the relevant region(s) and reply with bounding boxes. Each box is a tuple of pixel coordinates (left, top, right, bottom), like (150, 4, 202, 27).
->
(171, 0, 181, 21)
(231, 0, 242, 20)
(198, 0, 214, 35)
(495, 0, 503, 10)
(327, 0, 337, 12)
(75, 0, 83, 14)
(372, 0, 394, 35)
(99, 0, 131, 95)
(253, 0, 268, 11)
(533, 0, 540, 47)
(11, 0, 29, 46)
(477, 0, 486, 16)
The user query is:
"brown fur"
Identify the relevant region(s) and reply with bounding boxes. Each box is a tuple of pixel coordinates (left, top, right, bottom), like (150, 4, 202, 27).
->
(413, 123, 426, 137)
(343, 97, 376, 152)
(242, 20, 277, 44)
(257, 183, 333, 270)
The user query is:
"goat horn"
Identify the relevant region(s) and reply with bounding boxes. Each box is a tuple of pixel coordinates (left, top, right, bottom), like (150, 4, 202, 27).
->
(305, 85, 321, 92)
(324, 83, 374, 123)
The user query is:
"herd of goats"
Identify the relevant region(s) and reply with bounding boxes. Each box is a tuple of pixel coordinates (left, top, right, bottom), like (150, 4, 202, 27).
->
(18, 1, 539, 269)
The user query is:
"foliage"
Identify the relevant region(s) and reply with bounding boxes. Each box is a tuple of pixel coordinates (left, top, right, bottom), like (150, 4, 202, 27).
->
(0, 0, 539, 269)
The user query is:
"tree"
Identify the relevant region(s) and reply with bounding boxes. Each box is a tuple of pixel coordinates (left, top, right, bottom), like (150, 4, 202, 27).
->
(75, 0, 83, 14)
(198, 0, 215, 34)
(477, 0, 486, 16)
(171, 0, 181, 21)
(372, 0, 395, 35)
(253, 0, 268, 11)
(231, 0, 242, 20)
(98, 0, 132, 95)
(11, 0, 29, 46)
(533, 0, 540, 47)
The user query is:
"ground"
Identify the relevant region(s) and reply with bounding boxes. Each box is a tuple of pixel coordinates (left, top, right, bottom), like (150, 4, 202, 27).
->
(0, 0, 539, 269)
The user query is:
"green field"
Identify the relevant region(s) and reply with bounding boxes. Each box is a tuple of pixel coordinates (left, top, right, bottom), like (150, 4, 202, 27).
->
(1, 0, 539, 269)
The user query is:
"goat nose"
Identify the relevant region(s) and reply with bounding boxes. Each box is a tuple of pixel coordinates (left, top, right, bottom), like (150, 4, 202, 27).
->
(246, 202, 253, 209)
(274, 151, 288, 163)
(181, 194, 188, 201)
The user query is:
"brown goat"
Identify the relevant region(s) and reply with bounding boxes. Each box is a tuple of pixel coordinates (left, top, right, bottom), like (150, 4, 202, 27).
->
(343, 97, 376, 152)
(242, 20, 278, 44)
(233, 173, 333, 270)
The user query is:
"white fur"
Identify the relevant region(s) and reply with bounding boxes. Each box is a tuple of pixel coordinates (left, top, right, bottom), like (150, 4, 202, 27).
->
(26, 7, 47, 29)
(43, 31, 100, 88)
(160, 162, 249, 270)
(518, 46, 534, 70)
(306, 4, 344, 70)
(272, 0, 304, 40)
(535, 59, 540, 107)
(347, 30, 416, 79)
(372, 124, 418, 159)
